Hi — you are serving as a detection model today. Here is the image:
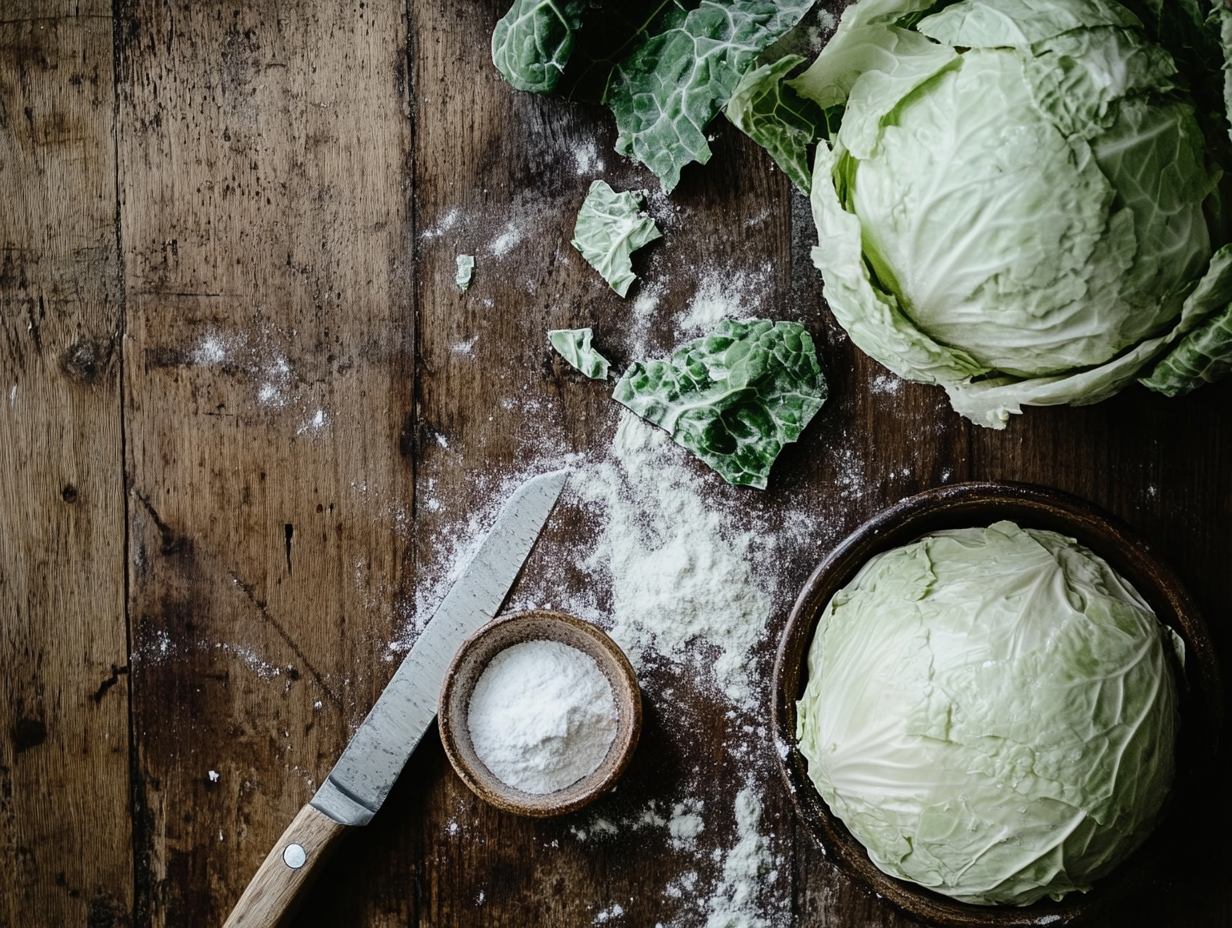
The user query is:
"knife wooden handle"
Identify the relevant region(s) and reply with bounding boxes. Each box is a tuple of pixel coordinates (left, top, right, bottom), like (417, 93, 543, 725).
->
(223, 803, 348, 928)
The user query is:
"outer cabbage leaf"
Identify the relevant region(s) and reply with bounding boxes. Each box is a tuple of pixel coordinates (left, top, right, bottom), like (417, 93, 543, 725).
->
(1139, 300, 1232, 395)
(789, 19, 955, 113)
(1024, 25, 1177, 140)
(548, 327, 612, 380)
(613, 319, 828, 489)
(1088, 95, 1215, 308)
(916, 0, 1141, 47)
(724, 55, 830, 191)
(607, 0, 815, 192)
(797, 522, 1180, 906)
(492, 0, 587, 94)
(808, 139, 988, 386)
(571, 180, 662, 297)
(949, 245, 1232, 426)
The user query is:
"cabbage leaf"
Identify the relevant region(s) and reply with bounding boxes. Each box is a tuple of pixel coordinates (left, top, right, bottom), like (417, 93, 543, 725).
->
(606, 0, 815, 192)
(455, 254, 475, 291)
(548, 327, 612, 380)
(571, 180, 662, 297)
(613, 319, 827, 488)
(491, 0, 587, 94)
(493, 0, 816, 190)
(724, 55, 831, 192)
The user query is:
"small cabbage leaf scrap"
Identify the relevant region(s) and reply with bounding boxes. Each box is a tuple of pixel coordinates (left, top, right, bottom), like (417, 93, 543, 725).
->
(572, 180, 662, 297)
(548, 327, 612, 380)
(607, 0, 816, 191)
(613, 319, 827, 488)
(491, 0, 587, 94)
(455, 254, 475, 291)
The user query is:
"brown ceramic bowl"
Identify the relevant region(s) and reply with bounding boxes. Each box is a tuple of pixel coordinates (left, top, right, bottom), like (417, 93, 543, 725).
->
(438, 610, 641, 817)
(773, 482, 1222, 928)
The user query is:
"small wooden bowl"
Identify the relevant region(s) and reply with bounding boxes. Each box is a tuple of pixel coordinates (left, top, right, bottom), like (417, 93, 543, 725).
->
(438, 610, 642, 817)
(773, 481, 1222, 928)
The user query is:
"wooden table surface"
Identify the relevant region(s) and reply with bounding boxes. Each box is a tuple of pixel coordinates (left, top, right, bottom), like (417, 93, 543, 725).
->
(2, 2, 1230, 926)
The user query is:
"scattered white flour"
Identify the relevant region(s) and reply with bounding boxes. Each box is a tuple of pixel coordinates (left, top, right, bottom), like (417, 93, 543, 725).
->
(9, 384, 16, 406)
(705, 787, 778, 928)
(595, 903, 625, 923)
(452, 335, 479, 356)
(668, 800, 706, 849)
(490, 223, 525, 257)
(573, 414, 770, 709)
(208, 770, 220, 783)
(869, 372, 903, 395)
(574, 141, 602, 175)
(422, 207, 460, 240)
(677, 266, 772, 336)
(468, 639, 618, 794)
(296, 409, 326, 435)
(193, 334, 227, 365)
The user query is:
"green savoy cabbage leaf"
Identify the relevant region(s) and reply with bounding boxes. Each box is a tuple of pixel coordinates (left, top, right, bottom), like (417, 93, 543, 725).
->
(492, 0, 816, 191)
(491, 0, 587, 94)
(613, 319, 827, 489)
(571, 180, 662, 297)
(797, 521, 1181, 906)
(795, 0, 1232, 426)
(724, 55, 833, 192)
(548, 327, 612, 380)
(606, 0, 815, 192)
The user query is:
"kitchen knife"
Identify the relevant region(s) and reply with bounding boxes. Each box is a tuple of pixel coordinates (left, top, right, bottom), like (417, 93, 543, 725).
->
(222, 468, 570, 928)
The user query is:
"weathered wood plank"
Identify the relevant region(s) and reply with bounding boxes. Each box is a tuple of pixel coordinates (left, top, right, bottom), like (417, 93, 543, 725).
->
(398, 2, 840, 925)
(0, 3, 132, 926)
(115, 0, 415, 924)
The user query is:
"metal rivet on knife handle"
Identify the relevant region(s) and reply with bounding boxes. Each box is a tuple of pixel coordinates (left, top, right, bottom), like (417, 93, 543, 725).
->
(221, 804, 346, 928)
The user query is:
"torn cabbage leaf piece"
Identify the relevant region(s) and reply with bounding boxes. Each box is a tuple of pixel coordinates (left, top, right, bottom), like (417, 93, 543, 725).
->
(571, 180, 662, 297)
(455, 254, 475, 291)
(613, 319, 827, 489)
(548, 327, 612, 380)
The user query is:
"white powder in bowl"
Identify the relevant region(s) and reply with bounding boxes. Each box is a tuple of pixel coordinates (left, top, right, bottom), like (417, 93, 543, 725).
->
(467, 639, 619, 795)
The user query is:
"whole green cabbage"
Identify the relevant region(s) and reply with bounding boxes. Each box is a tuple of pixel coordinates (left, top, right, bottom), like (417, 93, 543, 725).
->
(793, 0, 1232, 427)
(796, 521, 1183, 905)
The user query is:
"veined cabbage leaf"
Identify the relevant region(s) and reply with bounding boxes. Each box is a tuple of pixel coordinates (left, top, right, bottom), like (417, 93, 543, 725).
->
(613, 319, 827, 488)
(491, 0, 817, 190)
(572, 180, 662, 297)
(548, 327, 612, 380)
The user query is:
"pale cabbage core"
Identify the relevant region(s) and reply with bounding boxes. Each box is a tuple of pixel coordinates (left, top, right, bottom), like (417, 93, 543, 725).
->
(796, 521, 1181, 906)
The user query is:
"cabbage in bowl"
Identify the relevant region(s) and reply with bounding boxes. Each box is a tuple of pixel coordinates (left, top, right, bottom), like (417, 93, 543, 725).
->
(796, 521, 1183, 905)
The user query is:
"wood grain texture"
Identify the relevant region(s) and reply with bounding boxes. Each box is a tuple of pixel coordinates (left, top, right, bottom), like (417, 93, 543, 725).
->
(115, 0, 414, 924)
(0, 3, 132, 927)
(0, 0, 1229, 926)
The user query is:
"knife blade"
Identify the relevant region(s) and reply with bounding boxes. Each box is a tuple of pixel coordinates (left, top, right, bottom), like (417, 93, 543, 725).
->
(222, 468, 570, 928)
